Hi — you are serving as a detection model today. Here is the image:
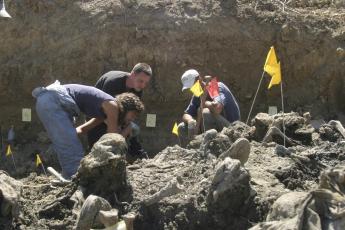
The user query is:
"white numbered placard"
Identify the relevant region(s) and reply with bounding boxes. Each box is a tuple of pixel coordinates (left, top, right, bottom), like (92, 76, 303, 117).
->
(268, 106, 278, 115)
(146, 114, 156, 127)
(22, 108, 32, 122)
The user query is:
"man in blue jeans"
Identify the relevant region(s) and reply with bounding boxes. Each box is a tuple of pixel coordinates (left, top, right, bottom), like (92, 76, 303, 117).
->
(32, 81, 144, 179)
(178, 69, 240, 147)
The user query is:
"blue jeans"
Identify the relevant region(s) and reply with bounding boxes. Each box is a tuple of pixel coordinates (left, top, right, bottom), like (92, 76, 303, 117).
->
(34, 89, 83, 179)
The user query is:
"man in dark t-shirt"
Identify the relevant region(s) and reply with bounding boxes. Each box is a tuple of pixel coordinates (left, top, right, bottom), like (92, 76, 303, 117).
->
(33, 82, 144, 179)
(88, 63, 152, 157)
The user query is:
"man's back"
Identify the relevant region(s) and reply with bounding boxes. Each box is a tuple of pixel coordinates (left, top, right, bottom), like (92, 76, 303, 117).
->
(64, 84, 114, 118)
(216, 82, 240, 123)
(95, 71, 142, 98)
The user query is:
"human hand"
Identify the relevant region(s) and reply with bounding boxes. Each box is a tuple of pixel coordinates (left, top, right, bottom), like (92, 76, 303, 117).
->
(76, 127, 83, 135)
(121, 124, 133, 138)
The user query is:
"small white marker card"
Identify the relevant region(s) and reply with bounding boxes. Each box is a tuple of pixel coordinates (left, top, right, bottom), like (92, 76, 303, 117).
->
(22, 108, 32, 122)
(268, 106, 278, 115)
(146, 114, 156, 127)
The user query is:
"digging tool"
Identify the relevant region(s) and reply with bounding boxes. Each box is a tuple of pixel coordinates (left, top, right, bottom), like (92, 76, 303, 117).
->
(47, 166, 70, 183)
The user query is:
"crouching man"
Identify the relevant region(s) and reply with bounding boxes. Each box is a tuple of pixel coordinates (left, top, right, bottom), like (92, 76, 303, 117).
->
(33, 81, 144, 179)
(178, 69, 240, 146)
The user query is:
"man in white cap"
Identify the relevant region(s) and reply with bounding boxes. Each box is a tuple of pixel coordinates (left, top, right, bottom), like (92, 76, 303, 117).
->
(178, 69, 240, 146)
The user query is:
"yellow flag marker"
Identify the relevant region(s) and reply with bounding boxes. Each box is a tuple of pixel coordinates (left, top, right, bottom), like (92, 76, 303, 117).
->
(264, 46, 282, 89)
(172, 122, 179, 136)
(190, 80, 204, 97)
(6, 145, 12, 156)
(36, 154, 42, 167)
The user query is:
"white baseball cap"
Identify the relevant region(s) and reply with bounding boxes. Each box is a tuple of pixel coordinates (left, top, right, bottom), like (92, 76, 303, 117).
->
(181, 69, 200, 91)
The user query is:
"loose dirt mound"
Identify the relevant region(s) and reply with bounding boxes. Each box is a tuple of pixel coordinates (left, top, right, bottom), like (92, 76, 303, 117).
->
(1, 112, 344, 229)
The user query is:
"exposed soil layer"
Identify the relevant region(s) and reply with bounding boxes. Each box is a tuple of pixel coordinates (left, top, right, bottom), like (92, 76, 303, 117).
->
(0, 0, 344, 153)
(1, 112, 344, 229)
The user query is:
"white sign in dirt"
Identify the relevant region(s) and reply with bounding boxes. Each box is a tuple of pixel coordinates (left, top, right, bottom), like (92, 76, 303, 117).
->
(268, 106, 278, 115)
(22, 108, 31, 122)
(146, 114, 156, 127)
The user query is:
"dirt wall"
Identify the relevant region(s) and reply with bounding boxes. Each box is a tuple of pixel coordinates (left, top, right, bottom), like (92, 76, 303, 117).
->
(0, 0, 344, 153)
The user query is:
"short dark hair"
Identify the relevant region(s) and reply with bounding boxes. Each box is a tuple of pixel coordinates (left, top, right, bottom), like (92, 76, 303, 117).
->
(132, 63, 152, 77)
(116, 92, 145, 115)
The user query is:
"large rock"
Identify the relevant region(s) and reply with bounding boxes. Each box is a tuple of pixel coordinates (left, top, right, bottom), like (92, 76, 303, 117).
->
(208, 157, 250, 210)
(75, 195, 112, 230)
(251, 164, 345, 230)
(76, 133, 130, 202)
(0, 171, 23, 219)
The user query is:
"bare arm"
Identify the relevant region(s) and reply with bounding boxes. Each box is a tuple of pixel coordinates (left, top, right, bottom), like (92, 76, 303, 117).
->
(76, 118, 104, 134)
(101, 100, 119, 133)
(204, 101, 223, 114)
(120, 124, 132, 138)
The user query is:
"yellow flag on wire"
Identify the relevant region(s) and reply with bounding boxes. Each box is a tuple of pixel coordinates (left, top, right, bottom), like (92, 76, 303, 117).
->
(6, 145, 12, 156)
(190, 80, 204, 97)
(172, 122, 179, 136)
(264, 46, 282, 89)
(36, 154, 42, 167)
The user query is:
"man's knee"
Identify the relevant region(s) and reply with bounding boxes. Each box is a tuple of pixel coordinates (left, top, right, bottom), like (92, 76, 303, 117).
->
(202, 108, 211, 117)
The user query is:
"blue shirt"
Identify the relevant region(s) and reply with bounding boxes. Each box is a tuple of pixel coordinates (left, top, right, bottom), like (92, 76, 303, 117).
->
(64, 84, 114, 118)
(185, 82, 240, 122)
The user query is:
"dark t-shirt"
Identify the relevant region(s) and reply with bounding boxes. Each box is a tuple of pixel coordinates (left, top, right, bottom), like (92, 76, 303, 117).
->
(95, 71, 142, 98)
(64, 84, 114, 118)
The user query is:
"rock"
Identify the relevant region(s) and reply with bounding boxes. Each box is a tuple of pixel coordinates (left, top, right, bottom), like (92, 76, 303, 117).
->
(97, 209, 119, 227)
(219, 138, 251, 165)
(208, 157, 250, 211)
(274, 144, 291, 157)
(294, 125, 314, 145)
(221, 121, 254, 142)
(266, 192, 309, 221)
(75, 195, 112, 230)
(76, 133, 129, 201)
(328, 120, 345, 139)
(336, 47, 345, 58)
(303, 112, 311, 124)
(319, 124, 342, 142)
(0, 171, 23, 218)
(252, 113, 274, 140)
(203, 133, 232, 158)
(122, 212, 136, 230)
(203, 129, 218, 143)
